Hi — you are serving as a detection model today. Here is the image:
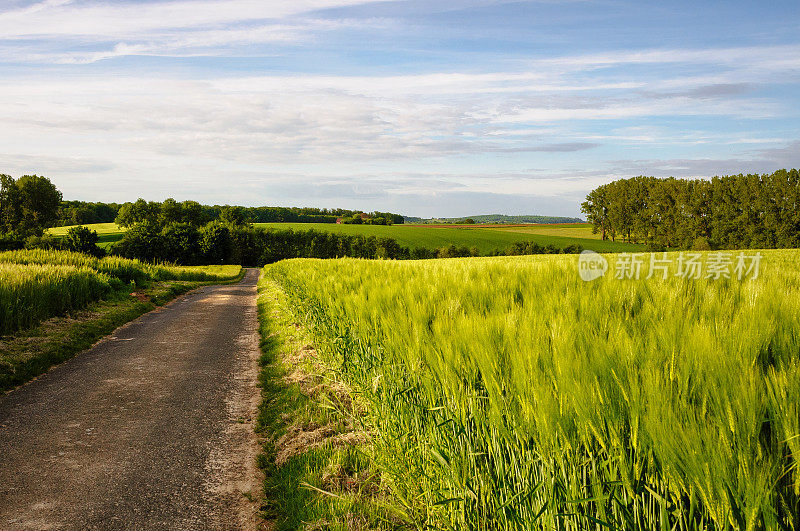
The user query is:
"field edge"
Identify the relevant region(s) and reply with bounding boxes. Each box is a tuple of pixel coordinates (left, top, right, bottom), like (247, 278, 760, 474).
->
(0, 266, 245, 394)
(255, 271, 410, 529)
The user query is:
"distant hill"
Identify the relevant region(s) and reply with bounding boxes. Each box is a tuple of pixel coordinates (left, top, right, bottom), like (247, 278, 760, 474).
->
(404, 214, 584, 224)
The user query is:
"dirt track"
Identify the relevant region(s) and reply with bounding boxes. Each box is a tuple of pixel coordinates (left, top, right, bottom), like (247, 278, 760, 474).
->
(0, 268, 263, 530)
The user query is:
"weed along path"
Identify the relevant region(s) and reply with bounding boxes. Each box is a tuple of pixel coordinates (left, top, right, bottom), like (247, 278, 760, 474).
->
(0, 268, 263, 530)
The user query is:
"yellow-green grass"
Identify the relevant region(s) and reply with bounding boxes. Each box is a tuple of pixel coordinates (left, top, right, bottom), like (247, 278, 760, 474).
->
(0, 263, 113, 336)
(255, 275, 402, 529)
(492, 222, 600, 239)
(49, 222, 644, 254)
(0, 254, 242, 392)
(0, 250, 242, 336)
(0, 249, 240, 284)
(255, 222, 643, 253)
(264, 250, 800, 529)
(179, 264, 243, 280)
(49, 223, 125, 249)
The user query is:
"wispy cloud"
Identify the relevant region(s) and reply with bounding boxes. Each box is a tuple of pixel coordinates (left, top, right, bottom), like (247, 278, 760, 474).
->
(0, 65, 786, 166)
(0, 1, 798, 216)
(0, 0, 379, 37)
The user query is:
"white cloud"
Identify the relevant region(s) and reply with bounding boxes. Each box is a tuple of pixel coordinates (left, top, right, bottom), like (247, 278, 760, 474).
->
(535, 45, 800, 72)
(0, 3, 798, 216)
(0, 51, 795, 176)
(0, 0, 396, 64)
(0, 0, 380, 37)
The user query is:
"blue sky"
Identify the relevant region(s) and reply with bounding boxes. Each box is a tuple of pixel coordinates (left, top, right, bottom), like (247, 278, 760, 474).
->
(0, 1, 798, 217)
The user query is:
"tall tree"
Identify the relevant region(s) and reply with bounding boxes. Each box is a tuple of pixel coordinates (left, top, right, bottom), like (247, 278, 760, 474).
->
(16, 175, 62, 236)
(115, 199, 161, 227)
(583, 169, 800, 250)
(581, 186, 611, 240)
(0, 175, 21, 233)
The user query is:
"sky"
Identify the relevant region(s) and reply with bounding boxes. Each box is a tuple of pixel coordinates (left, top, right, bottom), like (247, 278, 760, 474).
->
(0, 0, 798, 218)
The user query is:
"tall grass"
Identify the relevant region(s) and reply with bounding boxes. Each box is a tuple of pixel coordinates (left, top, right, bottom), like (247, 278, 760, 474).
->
(0, 250, 230, 283)
(265, 251, 800, 529)
(0, 263, 113, 335)
(0, 250, 242, 336)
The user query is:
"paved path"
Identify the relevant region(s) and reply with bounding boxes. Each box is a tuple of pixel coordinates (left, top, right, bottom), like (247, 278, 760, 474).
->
(0, 269, 263, 530)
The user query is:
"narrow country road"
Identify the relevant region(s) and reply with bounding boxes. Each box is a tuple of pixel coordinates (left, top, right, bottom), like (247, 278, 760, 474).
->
(0, 268, 263, 530)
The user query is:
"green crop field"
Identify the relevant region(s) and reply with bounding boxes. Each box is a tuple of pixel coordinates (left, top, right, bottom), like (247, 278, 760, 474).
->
(254, 222, 643, 253)
(263, 250, 800, 529)
(49, 222, 126, 249)
(492, 222, 601, 239)
(0, 250, 241, 336)
(0, 262, 113, 336)
(47, 222, 643, 254)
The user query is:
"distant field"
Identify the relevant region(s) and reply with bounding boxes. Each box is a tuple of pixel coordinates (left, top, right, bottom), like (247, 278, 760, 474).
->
(49, 223, 125, 249)
(409, 222, 606, 240)
(49, 222, 644, 253)
(254, 222, 644, 253)
(491, 222, 601, 239)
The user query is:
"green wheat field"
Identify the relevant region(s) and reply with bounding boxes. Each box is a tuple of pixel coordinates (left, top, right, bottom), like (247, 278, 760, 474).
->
(264, 249, 799, 529)
(0, 250, 240, 336)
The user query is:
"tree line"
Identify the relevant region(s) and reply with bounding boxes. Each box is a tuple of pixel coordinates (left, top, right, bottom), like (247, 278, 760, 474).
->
(58, 199, 405, 228)
(581, 169, 800, 250)
(59, 201, 122, 226)
(406, 214, 584, 224)
(111, 201, 580, 264)
(108, 198, 404, 227)
(0, 173, 581, 263)
(113, 218, 581, 265)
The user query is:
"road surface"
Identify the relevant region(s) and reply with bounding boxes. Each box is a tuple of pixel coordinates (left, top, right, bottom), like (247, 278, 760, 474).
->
(0, 269, 263, 530)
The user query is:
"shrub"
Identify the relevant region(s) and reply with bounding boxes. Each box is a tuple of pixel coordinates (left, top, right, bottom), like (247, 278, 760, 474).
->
(114, 221, 164, 262)
(692, 236, 712, 251)
(200, 223, 232, 264)
(160, 222, 201, 265)
(63, 226, 105, 257)
(645, 243, 667, 252)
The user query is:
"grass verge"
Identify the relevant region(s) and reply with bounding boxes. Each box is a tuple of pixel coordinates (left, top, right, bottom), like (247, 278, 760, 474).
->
(255, 275, 408, 530)
(0, 266, 244, 394)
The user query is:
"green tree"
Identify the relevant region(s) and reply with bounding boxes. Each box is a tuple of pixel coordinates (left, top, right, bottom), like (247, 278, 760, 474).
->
(200, 223, 232, 263)
(159, 198, 183, 225)
(583, 169, 800, 251)
(218, 206, 248, 226)
(63, 226, 105, 257)
(160, 222, 201, 264)
(115, 199, 160, 227)
(114, 221, 163, 261)
(0, 175, 21, 234)
(15, 175, 62, 236)
(581, 186, 610, 240)
(180, 200, 204, 226)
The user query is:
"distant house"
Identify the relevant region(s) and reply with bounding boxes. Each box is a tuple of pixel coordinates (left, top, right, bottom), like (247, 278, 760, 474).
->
(359, 212, 370, 219)
(335, 217, 344, 224)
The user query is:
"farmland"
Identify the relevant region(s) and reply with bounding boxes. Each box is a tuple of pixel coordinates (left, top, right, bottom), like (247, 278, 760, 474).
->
(253, 222, 643, 253)
(262, 250, 800, 529)
(49, 222, 125, 249)
(254, 222, 644, 253)
(48, 222, 644, 255)
(0, 249, 241, 391)
(490, 222, 602, 239)
(0, 262, 112, 336)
